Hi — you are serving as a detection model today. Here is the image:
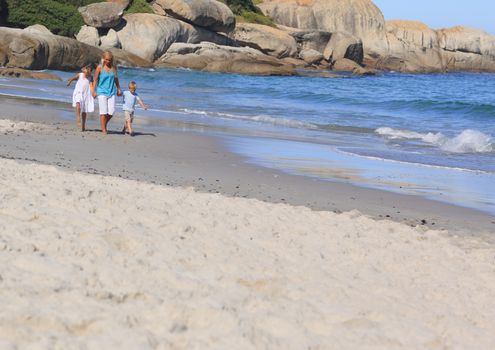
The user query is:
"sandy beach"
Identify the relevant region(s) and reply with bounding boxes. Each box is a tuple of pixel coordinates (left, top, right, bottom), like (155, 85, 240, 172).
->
(0, 99, 495, 349)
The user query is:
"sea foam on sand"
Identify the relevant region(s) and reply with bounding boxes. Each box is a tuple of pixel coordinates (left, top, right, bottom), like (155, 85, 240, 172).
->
(0, 158, 494, 349)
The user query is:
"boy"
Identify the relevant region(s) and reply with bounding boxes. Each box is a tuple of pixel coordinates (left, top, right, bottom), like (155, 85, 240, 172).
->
(122, 81, 147, 136)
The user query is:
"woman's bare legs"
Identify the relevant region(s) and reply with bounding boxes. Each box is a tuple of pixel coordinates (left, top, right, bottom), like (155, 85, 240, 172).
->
(100, 114, 107, 134)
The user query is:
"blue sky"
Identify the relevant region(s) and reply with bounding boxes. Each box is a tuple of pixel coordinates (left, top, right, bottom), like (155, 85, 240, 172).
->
(373, 0, 495, 34)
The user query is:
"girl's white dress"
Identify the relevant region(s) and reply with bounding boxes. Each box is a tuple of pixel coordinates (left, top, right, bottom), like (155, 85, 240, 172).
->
(72, 73, 94, 113)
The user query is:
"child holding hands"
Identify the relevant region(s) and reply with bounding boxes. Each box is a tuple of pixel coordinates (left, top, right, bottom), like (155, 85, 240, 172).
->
(67, 65, 94, 131)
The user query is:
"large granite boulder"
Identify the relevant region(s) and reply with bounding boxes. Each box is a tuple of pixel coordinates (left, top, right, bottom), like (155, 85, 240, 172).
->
(259, 0, 388, 56)
(437, 27, 495, 71)
(114, 13, 234, 62)
(108, 48, 154, 68)
(153, 0, 235, 33)
(231, 23, 297, 58)
(0, 26, 152, 70)
(23, 24, 53, 36)
(332, 58, 361, 72)
(323, 31, 363, 64)
(157, 42, 297, 75)
(76, 25, 100, 47)
(100, 29, 121, 50)
(299, 48, 324, 64)
(107, 0, 130, 9)
(367, 22, 495, 73)
(375, 20, 444, 73)
(0, 26, 102, 70)
(78, 2, 125, 28)
(289, 29, 331, 54)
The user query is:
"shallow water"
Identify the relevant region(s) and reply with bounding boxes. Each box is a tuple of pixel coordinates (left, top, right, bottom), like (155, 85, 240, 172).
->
(1, 68, 494, 213)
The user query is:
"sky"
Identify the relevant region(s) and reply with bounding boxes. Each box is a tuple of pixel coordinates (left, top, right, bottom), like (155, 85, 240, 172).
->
(372, 0, 495, 35)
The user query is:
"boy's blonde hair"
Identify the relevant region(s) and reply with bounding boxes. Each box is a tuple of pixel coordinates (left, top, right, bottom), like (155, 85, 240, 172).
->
(128, 81, 137, 90)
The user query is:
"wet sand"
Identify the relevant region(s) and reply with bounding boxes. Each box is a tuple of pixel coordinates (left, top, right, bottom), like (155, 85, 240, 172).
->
(0, 97, 494, 236)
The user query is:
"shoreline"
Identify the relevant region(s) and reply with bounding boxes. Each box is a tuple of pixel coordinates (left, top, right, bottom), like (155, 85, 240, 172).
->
(1, 96, 494, 236)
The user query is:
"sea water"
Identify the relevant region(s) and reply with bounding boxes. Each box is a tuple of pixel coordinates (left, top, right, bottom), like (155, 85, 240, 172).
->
(1, 69, 494, 213)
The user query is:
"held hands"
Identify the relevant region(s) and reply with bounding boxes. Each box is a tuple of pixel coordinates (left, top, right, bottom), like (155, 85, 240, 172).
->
(117, 88, 122, 97)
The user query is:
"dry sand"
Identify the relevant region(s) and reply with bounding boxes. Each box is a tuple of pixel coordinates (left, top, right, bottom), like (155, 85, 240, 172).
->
(0, 120, 494, 349)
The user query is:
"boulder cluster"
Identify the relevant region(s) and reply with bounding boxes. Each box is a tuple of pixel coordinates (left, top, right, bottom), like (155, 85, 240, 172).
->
(260, 0, 495, 72)
(1, 0, 495, 75)
(73, 0, 360, 75)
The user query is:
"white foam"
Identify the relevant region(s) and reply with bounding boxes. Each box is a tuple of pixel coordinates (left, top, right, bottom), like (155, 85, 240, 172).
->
(179, 108, 317, 129)
(376, 127, 494, 153)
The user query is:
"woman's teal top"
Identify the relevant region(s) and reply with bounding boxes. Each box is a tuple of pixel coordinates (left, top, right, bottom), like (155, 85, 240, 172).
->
(96, 66, 117, 97)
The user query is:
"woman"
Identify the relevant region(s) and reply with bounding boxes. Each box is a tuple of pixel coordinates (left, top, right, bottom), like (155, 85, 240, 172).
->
(92, 51, 122, 134)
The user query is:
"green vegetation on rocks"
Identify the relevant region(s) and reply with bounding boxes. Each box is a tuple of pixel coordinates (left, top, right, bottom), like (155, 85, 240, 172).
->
(1, 0, 272, 37)
(125, 0, 153, 14)
(1, 0, 152, 37)
(220, 0, 274, 26)
(2, 0, 99, 36)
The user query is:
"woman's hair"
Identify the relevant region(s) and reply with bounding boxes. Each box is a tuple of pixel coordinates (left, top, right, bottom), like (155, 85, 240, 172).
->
(101, 51, 117, 73)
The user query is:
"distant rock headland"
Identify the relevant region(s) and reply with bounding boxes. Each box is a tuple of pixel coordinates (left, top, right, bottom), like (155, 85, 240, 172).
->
(1, 0, 494, 75)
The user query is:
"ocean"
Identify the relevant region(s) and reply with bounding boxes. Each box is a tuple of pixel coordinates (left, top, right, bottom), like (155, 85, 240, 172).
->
(1, 68, 494, 214)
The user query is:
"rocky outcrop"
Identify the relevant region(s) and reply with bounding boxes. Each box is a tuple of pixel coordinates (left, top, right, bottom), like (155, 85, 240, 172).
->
(289, 29, 331, 54)
(373, 20, 444, 72)
(0, 25, 152, 70)
(257, 0, 495, 72)
(157, 41, 337, 76)
(323, 32, 363, 64)
(366, 21, 495, 73)
(438, 27, 495, 71)
(114, 14, 235, 62)
(231, 23, 297, 58)
(0, 26, 102, 70)
(153, 0, 235, 33)
(259, 0, 388, 56)
(157, 42, 297, 75)
(78, 2, 125, 29)
(0, 68, 61, 80)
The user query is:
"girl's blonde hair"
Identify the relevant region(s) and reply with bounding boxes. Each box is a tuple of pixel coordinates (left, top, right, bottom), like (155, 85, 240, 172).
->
(101, 51, 117, 73)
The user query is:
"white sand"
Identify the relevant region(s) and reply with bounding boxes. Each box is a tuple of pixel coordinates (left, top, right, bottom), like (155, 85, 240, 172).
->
(0, 119, 50, 134)
(0, 157, 494, 349)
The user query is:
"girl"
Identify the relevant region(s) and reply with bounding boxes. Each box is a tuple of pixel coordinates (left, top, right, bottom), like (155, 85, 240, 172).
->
(92, 51, 122, 134)
(67, 65, 94, 132)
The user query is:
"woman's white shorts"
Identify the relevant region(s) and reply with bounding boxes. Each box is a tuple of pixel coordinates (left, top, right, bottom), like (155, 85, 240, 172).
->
(97, 95, 116, 115)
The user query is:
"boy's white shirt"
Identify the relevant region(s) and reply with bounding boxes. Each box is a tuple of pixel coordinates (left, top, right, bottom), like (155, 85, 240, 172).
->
(123, 90, 141, 112)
